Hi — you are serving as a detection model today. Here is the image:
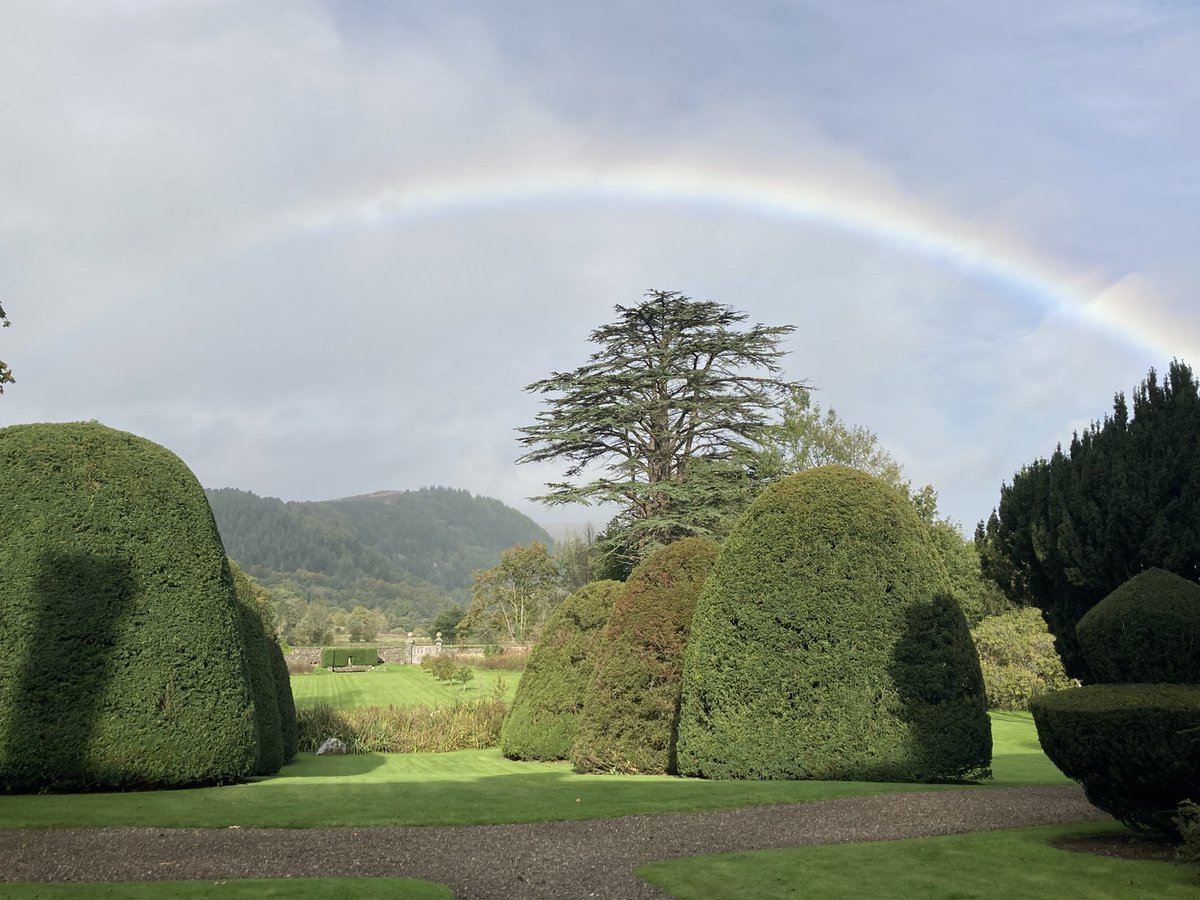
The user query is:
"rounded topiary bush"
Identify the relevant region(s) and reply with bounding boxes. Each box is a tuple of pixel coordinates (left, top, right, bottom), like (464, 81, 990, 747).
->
(676, 465, 991, 782)
(1076, 568, 1200, 684)
(0, 422, 257, 791)
(500, 580, 623, 760)
(1031, 684, 1200, 834)
(573, 537, 719, 775)
(971, 607, 1072, 710)
(230, 561, 297, 773)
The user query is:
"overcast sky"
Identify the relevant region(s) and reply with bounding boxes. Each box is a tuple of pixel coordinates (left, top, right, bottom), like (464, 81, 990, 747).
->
(2, 1, 1198, 533)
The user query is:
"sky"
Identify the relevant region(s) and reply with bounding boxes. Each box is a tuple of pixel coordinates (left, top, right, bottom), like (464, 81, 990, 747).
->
(2, 1, 1198, 534)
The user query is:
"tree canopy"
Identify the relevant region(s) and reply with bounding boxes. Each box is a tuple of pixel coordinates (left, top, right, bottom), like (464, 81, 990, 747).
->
(518, 289, 801, 561)
(977, 360, 1200, 677)
(458, 542, 564, 643)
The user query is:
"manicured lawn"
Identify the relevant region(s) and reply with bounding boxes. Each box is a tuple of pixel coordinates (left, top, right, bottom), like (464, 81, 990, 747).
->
(289, 663, 520, 709)
(0, 713, 1065, 829)
(637, 820, 1199, 899)
(0, 878, 450, 899)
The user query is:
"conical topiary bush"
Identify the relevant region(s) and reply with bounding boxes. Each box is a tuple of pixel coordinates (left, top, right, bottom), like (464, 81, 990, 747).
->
(676, 465, 990, 782)
(573, 537, 720, 775)
(500, 580, 623, 760)
(0, 422, 259, 791)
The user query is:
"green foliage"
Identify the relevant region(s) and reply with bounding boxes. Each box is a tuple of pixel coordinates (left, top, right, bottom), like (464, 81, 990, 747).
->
(422, 654, 458, 681)
(1175, 800, 1200, 862)
(0, 422, 257, 791)
(429, 606, 465, 643)
(574, 539, 720, 774)
(677, 466, 991, 783)
(229, 561, 286, 774)
(970, 607, 1072, 710)
(500, 580, 623, 761)
(518, 289, 800, 559)
(319, 647, 378, 668)
(458, 542, 563, 643)
(754, 385, 907, 488)
(1076, 568, 1200, 684)
(978, 360, 1200, 677)
(1031, 684, 1200, 835)
(452, 666, 475, 690)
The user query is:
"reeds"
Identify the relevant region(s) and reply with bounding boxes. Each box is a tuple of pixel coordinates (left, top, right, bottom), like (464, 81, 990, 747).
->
(298, 689, 509, 753)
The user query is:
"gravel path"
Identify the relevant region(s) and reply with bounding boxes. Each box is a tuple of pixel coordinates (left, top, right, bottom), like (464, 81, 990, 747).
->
(0, 785, 1104, 899)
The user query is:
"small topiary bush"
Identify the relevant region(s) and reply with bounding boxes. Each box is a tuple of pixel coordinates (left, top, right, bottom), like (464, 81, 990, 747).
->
(0, 422, 257, 791)
(971, 607, 1072, 710)
(500, 580, 622, 760)
(1031, 684, 1200, 834)
(320, 647, 379, 668)
(1075, 568, 1200, 684)
(676, 466, 991, 782)
(573, 538, 720, 775)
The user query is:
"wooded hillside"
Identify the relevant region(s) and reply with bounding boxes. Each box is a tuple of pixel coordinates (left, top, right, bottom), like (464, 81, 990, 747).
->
(206, 486, 553, 629)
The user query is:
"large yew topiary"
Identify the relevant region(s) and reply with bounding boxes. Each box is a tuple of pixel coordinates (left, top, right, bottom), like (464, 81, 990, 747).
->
(500, 580, 623, 760)
(229, 561, 297, 773)
(676, 466, 991, 782)
(1075, 568, 1200, 684)
(0, 422, 258, 791)
(573, 537, 720, 775)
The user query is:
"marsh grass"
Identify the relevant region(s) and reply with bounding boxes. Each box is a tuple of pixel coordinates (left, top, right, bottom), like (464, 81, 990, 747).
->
(298, 692, 508, 754)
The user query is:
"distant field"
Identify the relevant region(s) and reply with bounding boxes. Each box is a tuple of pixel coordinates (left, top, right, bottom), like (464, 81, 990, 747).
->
(290, 663, 521, 710)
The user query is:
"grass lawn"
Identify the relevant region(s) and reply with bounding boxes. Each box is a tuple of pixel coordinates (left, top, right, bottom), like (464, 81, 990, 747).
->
(0, 879, 450, 899)
(0, 713, 1066, 830)
(289, 663, 520, 710)
(4, 712, 1178, 899)
(637, 820, 1199, 899)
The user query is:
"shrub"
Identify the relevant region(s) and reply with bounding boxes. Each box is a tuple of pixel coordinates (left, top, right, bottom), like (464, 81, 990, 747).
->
(573, 539, 720, 775)
(971, 607, 1072, 710)
(1176, 801, 1200, 862)
(229, 561, 297, 767)
(1076, 569, 1200, 684)
(1031, 684, 1200, 835)
(0, 422, 257, 791)
(423, 654, 458, 681)
(320, 647, 379, 668)
(229, 561, 286, 774)
(676, 466, 991, 782)
(500, 580, 622, 761)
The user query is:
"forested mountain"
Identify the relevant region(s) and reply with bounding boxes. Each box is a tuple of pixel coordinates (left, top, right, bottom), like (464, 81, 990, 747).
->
(206, 486, 553, 631)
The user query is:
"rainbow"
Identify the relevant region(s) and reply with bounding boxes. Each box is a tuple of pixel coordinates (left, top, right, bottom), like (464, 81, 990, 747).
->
(250, 160, 1190, 361)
